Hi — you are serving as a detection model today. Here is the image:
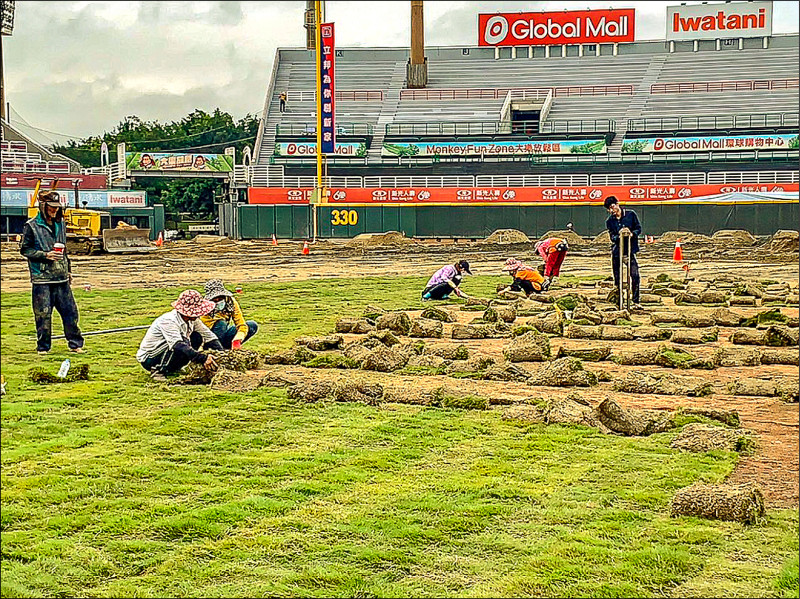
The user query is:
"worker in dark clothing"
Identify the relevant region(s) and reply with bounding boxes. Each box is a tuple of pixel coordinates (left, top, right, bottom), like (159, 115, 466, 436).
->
(604, 195, 642, 308)
(20, 191, 85, 355)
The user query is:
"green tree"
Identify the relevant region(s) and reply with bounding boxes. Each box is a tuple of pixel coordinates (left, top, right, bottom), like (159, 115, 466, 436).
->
(53, 109, 259, 218)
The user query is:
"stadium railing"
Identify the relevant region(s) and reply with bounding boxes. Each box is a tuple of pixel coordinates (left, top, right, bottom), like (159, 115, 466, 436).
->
(398, 85, 634, 101)
(627, 112, 799, 133)
(286, 90, 384, 102)
(276, 123, 374, 136)
(383, 120, 615, 136)
(650, 78, 799, 94)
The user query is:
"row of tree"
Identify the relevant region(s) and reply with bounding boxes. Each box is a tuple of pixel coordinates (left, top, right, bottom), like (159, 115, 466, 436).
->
(53, 109, 259, 218)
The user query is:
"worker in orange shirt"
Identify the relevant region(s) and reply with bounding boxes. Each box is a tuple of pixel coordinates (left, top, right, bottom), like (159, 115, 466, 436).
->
(498, 258, 549, 299)
(534, 237, 569, 287)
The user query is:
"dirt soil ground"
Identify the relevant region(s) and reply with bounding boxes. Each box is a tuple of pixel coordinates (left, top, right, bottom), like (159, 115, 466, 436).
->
(2, 235, 798, 507)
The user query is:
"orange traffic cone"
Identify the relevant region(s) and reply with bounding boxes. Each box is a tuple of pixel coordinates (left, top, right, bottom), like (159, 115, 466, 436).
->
(302, 241, 310, 255)
(155, 231, 164, 247)
(272, 234, 278, 246)
(673, 239, 683, 262)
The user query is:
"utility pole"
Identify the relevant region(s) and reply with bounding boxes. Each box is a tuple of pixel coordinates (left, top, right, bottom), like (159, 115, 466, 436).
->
(407, 0, 428, 88)
(304, 0, 315, 50)
(1, 0, 17, 122)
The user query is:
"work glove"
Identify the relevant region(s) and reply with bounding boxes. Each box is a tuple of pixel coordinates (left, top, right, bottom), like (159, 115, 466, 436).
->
(231, 339, 242, 350)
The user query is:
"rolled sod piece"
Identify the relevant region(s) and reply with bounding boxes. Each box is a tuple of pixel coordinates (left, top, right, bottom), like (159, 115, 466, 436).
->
(670, 482, 766, 524)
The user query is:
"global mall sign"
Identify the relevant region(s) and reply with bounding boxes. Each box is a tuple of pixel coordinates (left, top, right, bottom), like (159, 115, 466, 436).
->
(478, 9, 635, 46)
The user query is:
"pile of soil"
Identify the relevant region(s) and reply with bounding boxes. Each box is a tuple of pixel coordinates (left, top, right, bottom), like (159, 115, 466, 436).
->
(670, 423, 755, 453)
(481, 229, 531, 244)
(767, 230, 799, 253)
(592, 230, 611, 245)
(537, 230, 588, 246)
(655, 231, 713, 245)
(711, 230, 757, 246)
(670, 482, 766, 524)
(345, 231, 414, 248)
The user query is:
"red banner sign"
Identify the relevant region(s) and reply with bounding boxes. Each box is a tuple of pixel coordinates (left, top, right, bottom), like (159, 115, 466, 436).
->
(248, 184, 798, 205)
(478, 9, 635, 47)
(1, 172, 108, 189)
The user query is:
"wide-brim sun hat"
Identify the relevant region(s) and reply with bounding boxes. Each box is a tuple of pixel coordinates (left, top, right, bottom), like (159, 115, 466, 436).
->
(204, 278, 234, 300)
(501, 258, 523, 272)
(172, 289, 216, 318)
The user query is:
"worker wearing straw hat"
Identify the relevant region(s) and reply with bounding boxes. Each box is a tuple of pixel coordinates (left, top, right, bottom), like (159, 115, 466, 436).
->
(195, 279, 259, 350)
(498, 257, 549, 299)
(136, 289, 223, 381)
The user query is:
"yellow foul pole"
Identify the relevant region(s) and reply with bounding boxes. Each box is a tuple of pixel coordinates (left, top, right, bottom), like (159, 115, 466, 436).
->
(313, 0, 324, 243)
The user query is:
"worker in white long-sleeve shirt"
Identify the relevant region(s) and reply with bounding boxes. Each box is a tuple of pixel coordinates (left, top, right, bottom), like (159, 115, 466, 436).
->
(136, 289, 222, 381)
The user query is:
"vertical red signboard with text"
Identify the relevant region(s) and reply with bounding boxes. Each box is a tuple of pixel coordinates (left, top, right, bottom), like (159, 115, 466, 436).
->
(320, 22, 336, 154)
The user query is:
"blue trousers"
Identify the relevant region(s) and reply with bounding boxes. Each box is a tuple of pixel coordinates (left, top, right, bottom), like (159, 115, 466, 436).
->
(32, 282, 84, 352)
(190, 319, 258, 350)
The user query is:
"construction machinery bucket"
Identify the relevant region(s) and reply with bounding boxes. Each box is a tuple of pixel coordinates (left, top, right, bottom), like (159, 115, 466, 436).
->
(102, 228, 157, 253)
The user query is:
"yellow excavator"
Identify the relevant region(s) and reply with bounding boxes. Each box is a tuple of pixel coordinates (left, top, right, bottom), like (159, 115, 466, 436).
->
(27, 178, 154, 254)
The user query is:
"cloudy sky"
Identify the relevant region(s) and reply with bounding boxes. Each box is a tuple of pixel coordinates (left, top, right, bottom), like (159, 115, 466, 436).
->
(4, 1, 798, 145)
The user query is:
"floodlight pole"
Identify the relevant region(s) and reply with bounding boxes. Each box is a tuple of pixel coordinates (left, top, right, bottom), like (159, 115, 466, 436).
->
(313, 0, 325, 244)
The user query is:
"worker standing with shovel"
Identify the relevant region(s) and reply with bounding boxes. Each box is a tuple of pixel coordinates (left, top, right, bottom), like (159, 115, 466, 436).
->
(604, 195, 642, 310)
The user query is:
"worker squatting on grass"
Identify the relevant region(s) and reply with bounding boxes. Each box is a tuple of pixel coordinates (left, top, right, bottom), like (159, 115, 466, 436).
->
(194, 279, 259, 350)
(136, 289, 223, 382)
(498, 257, 550, 299)
(19, 190, 86, 355)
(421, 259, 473, 301)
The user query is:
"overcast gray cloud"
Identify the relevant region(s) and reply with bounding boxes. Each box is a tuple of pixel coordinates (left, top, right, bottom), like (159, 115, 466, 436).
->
(4, 1, 798, 145)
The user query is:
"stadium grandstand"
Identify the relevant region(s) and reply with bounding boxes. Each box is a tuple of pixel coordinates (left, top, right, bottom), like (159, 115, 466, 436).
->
(219, 2, 798, 242)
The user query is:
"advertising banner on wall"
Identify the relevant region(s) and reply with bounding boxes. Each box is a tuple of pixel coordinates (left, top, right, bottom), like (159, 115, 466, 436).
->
(666, 1, 772, 41)
(274, 142, 367, 157)
(1, 189, 147, 208)
(248, 183, 798, 205)
(319, 22, 336, 154)
(478, 9, 635, 46)
(622, 133, 798, 153)
(125, 152, 233, 172)
(382, 139, 608, 158)
(0, 173, 109, 189)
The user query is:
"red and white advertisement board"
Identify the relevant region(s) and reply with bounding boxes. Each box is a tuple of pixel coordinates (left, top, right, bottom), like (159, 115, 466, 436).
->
(249, 184, 798, 205)
(1, 172, 109, 189)
(666, 1, 772, 41)
(478, 9, 635, 47)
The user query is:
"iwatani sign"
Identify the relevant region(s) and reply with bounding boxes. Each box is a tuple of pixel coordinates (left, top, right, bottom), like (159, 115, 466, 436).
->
(666, 1, 772, 41)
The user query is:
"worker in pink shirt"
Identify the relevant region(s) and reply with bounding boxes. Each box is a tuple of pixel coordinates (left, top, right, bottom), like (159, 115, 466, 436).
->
(534, 237, 569, 286)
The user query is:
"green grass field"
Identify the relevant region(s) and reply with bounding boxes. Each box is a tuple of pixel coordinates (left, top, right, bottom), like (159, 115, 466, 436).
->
(1, 276, 798, 598)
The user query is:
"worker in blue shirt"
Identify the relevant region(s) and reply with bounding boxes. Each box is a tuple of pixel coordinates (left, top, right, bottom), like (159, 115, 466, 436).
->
(604, 195, 642, 308)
